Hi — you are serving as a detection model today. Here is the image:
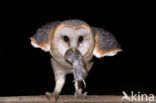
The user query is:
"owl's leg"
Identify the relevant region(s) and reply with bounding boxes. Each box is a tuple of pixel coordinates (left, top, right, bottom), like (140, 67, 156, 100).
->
(46, 72, 65, 101)
(74, 81, 87, 98)
(45, 58, 66, 101)
(53, 70, 65, 100)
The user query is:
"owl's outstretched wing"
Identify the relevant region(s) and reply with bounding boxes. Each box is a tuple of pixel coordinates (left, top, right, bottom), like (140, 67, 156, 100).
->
(92, 27, 122, 58)
(30, 21, 60, 51)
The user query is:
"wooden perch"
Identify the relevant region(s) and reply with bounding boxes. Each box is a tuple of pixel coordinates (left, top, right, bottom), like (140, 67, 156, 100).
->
(0, 95, 155, 103)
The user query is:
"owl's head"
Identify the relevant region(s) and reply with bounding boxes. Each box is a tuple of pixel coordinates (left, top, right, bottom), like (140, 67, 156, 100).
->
(51, 20, 94, 58)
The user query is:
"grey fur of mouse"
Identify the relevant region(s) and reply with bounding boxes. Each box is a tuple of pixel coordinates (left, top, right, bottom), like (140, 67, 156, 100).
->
(65, 48, 88, 86)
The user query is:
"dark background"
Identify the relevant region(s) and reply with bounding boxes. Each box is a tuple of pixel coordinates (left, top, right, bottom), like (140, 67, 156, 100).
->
(0, 1, 155, 96)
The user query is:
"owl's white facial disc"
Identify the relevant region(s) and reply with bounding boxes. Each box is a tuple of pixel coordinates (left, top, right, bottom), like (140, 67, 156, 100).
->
(55, 27, 91, 56)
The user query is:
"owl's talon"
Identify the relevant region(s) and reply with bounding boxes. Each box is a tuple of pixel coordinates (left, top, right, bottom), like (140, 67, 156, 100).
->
(74, 89, 87, 98)
(83, 92, 87, 97)
(52, 92, 59, 101)
(45, 92, 59, 101)
(45, 92, 52, 99)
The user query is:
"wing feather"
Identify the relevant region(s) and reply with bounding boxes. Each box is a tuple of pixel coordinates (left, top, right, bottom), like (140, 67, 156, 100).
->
(92, 27, 122, 58)
(30, 21, 60, 51)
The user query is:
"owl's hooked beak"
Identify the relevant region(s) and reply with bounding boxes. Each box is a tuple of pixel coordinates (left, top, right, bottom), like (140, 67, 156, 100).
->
(69, 48, 76, 54)
(64, 48, 88, 85)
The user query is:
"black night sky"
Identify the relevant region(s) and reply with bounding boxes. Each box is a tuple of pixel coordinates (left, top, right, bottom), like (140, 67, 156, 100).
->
(0, 1, 155, 96)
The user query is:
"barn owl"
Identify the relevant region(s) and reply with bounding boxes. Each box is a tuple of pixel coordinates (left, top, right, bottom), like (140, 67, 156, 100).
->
(30, 19, 121, 100)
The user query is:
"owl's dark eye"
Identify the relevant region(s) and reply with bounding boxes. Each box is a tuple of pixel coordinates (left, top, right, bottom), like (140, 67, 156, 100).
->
(63, 35, 69, 42)
(78, 36, 84, 42)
